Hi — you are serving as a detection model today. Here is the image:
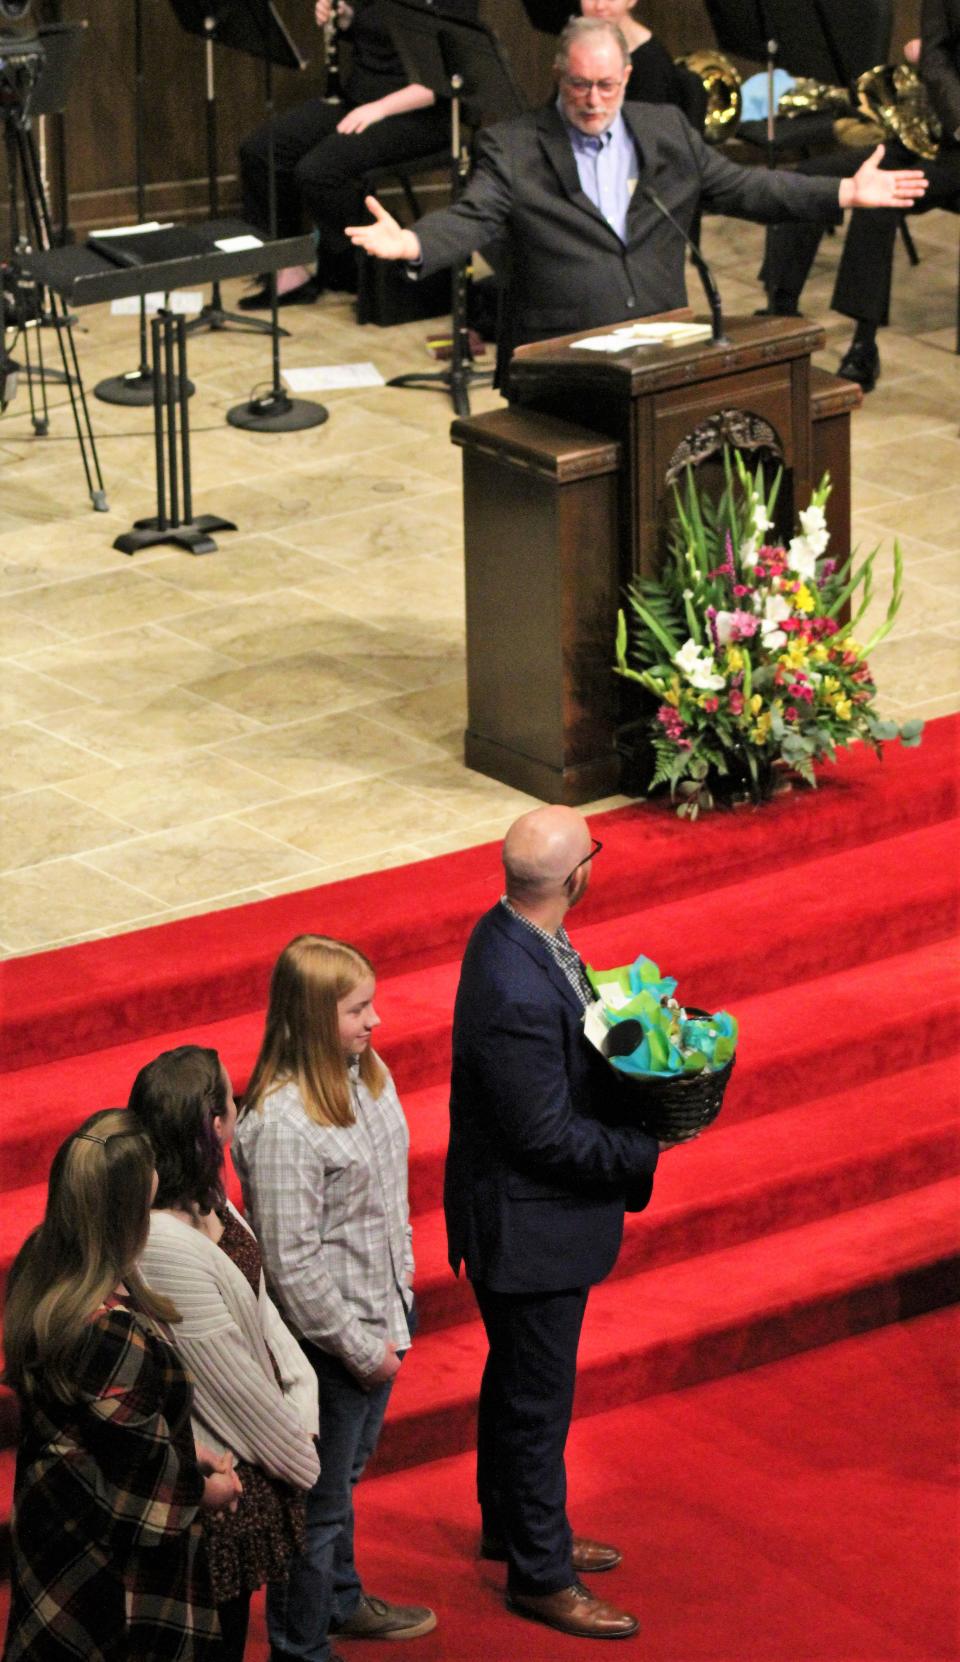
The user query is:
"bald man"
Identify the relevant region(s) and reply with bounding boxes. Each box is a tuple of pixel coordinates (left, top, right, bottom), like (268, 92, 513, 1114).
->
(445, 807, 663, 1639)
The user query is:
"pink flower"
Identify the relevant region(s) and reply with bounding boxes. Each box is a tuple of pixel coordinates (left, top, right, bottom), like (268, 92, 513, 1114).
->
(785, 705, 798, 722)
(702, 696, 720, 713)
(657, 705, 687, 744)
(733, 583, 751, 598)
(728, 689, 744, 716)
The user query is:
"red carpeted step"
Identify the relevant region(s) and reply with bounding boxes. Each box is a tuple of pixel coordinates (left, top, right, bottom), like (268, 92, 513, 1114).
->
(2, 719, 956, 1073)
(407, 1055, 960, 1334)
(2, 929, 958, 1205)
(370, 1177, 960, 1475)
(573, 816, 960, 1010)
(2, 816, 958, 1196)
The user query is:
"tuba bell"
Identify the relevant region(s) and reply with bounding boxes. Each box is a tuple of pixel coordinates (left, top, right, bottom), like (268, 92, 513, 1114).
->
(855, 63, 942, 160)
(676, 49, 742, 143)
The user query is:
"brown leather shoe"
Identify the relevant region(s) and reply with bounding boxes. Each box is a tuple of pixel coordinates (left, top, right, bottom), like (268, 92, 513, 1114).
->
(482, 1534, 622, 1573)
(506, 1579, 639, 1639)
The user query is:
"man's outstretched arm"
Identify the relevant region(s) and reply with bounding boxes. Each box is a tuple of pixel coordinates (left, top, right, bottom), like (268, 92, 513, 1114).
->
(837, 144, 929, 209)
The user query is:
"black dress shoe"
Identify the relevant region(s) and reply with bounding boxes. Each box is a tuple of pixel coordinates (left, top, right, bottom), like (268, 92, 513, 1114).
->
(238, 276, 321, 311)
(836, 338, 880, 391)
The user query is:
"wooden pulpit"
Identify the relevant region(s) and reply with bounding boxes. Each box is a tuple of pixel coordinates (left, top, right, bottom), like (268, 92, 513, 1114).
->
(451, 316, 861, 806)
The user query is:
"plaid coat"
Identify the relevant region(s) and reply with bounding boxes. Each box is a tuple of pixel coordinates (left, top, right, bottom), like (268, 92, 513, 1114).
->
(3, 1300, 220, 1661)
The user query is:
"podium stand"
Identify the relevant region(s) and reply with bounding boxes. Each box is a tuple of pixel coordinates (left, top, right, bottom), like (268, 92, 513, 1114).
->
(451, 315, 861, 804)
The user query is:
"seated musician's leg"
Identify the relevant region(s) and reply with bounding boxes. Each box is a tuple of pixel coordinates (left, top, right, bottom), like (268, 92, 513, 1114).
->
(833, 140, 960, 389)
(239, 97, 339, 238)
(757, 147, 871, 316)
(294, 106, 448, 292)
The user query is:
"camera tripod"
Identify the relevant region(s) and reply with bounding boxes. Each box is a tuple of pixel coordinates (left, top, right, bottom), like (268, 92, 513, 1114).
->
(2, 33, 107, 508)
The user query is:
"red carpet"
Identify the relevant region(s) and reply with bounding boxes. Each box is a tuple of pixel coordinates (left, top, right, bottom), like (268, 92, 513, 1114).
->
(1, 720, 958, 1656)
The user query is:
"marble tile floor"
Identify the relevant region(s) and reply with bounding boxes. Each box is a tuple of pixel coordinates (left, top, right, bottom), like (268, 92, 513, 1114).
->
(1, 210, 957, 955)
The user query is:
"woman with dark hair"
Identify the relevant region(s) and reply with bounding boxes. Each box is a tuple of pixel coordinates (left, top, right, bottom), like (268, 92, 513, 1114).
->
(3, 1108, 238, 1662)
(235, 935, 435, 1661)
(129, 1047, 320, 1662)
(237, 0, 474, 305)
(579, 0, 706, 123)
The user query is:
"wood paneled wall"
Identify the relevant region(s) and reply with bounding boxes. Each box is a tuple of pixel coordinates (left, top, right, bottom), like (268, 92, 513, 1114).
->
(0, 0, 923, 238)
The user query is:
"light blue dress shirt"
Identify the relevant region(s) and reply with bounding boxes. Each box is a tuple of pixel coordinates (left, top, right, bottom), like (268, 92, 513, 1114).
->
(559, 103, 639, 244)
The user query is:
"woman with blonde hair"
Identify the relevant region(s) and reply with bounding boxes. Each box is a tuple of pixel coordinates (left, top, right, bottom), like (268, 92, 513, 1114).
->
(3, 1108, 238, 1662)
(235, 935, 435, 1662)
(128, 1045, 321, 1662)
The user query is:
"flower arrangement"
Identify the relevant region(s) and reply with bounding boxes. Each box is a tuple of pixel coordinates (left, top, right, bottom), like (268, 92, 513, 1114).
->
(614, 449, 923, 818)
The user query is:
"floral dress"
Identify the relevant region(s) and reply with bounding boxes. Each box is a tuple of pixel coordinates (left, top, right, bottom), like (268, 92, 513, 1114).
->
(3, 1297, 219, 1662)
(200, 1208, 307, 1605)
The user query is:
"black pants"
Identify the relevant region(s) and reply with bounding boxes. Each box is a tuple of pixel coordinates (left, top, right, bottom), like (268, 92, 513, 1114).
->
(472, 1281, 589, 1596)
(238, 95, 449, 278)
(217, 1589, 251, 1662)
(760, 140, 960, 324)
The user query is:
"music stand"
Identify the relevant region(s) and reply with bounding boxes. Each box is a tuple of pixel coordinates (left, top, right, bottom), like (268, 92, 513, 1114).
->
(377, 0, 525, 416)
(167, 0, 299, 339)
(704, 0, 893, 163)
(223, 0, 328, 433)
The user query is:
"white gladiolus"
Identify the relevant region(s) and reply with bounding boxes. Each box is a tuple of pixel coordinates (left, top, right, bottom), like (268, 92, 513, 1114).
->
(798, 503, 830, 554)
(759, 592, 791, 651)
(674, 638, 726, 691)
(787, 535, 818, 581)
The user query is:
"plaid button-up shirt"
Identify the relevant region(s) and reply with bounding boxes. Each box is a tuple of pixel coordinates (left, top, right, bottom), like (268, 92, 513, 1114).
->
(500, 896, 594, 1008)
(233, 1061, 414, 1381)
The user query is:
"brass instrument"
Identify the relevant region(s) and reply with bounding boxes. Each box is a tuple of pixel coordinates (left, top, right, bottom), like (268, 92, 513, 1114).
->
(855, 63, 941, 160)
(777, 78, 852, 119)
(676, 50, 742, 144)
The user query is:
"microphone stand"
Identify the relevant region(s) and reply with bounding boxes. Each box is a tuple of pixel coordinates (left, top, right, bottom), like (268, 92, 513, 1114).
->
(227, 0, 327, 431)
(641, 185, 730, 347)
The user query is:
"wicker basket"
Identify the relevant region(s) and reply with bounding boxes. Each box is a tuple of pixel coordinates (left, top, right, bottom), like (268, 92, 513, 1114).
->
(609, 1008, 734, 1143)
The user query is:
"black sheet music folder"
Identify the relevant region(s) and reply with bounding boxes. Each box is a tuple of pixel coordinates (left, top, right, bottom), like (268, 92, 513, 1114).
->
(88, 225, 217, 268)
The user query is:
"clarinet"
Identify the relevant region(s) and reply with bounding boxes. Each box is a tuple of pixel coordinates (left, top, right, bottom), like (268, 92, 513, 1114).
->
(323, 4, 343, 104)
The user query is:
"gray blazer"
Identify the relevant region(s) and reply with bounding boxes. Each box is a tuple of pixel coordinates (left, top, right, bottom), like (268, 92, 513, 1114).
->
(415, 101, 843, 357)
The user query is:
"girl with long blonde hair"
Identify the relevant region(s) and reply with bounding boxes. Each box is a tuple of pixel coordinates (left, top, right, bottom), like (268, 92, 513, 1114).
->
(235, 935, 435, 1661)
(3, 1108, 239, 1662)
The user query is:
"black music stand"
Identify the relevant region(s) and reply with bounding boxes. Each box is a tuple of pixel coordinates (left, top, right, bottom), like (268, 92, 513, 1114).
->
(167, 0, 300, 339)
(377, 0, 525, 416)
(704, 0, 893, 162)
(223, 0, 328, 433)
(23, 221, 315, 543)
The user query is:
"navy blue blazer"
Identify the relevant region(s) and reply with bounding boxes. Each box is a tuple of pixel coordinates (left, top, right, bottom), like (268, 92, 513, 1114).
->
(444, 904, 660, 1294)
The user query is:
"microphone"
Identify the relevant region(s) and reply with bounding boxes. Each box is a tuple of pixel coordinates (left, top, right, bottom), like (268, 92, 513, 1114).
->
(640, 184, 730, 347)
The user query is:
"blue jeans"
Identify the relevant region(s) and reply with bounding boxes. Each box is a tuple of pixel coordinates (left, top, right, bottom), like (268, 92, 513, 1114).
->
(266, 1344, 394, 1662)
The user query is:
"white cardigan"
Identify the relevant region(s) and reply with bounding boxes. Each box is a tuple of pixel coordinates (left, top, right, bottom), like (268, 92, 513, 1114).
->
(139, 1204, 320, 1491)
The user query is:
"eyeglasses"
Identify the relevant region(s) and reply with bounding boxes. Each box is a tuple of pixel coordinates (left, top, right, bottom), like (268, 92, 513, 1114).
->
(564, 837, 603, 884)
(562, 74, 625, 97)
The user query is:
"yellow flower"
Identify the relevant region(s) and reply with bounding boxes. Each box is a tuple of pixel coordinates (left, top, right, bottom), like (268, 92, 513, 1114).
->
(811, 643, 829, 662)
(749, 693, 763, 716)
(751, 712, 772, 743)
(823, 676, 840, 695)
(835, 696, 853, 721)
(726, 646, 744, 673)
(663, 676, 681, 708)
(783, 640, 808, 670)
